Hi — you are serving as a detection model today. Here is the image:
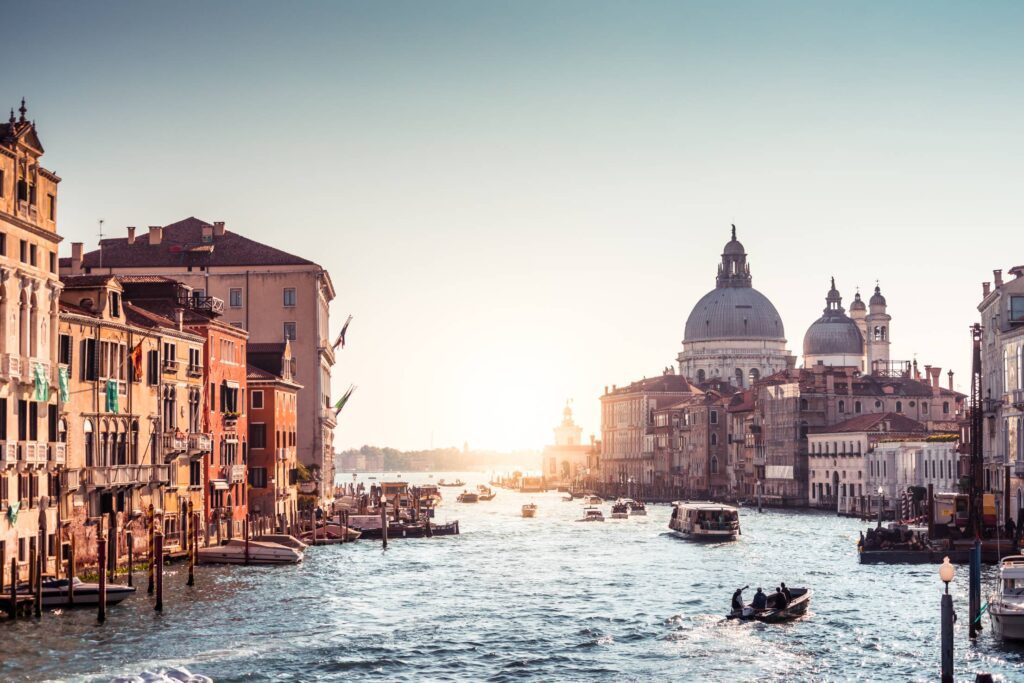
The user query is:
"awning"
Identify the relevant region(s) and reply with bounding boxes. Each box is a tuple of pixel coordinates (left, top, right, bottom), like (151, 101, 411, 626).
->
(225, 380, 240, 389)
(211, 480, 229, 491)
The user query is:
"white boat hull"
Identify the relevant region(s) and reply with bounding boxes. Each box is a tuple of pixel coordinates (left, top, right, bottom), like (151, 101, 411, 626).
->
(198, 539, 302, 565)
(34, 579, 136, 607)
(991, 607, 1024, 641)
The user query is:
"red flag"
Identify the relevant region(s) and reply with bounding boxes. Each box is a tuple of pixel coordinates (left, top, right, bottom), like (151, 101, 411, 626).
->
(130, 343, 143, 381)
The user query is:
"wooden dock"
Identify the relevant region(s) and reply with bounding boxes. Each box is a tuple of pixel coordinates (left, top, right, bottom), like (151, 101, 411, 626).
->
(0, 593, 34, 618)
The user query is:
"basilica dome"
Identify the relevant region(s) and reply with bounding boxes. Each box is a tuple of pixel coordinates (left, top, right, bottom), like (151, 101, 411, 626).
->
(684, 287, 786, 341)
(803, 279, 864, 357)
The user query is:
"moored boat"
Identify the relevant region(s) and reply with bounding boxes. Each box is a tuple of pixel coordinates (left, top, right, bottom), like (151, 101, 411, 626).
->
(253, 534, 309, 550)
(728, 587, 811, 623)
(669, 501, 740, 540)
(522, 503, 537, 518)
(990, 555, 1024, 641)
(577, 506, 604, 522)
(32, 577, 136, 607)
(197, 538, 302, 565)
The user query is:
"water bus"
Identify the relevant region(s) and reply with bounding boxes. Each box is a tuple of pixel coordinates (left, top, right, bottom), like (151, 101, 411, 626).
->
(669, 501, 740, 540)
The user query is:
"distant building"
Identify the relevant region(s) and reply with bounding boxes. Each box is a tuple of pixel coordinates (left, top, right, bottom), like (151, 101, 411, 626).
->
(542, 403, 590, 484)
(803, 279, 892, 372)
(865, 439, 960, 505)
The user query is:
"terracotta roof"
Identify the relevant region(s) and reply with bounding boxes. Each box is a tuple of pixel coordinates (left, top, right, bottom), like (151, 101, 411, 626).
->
(115, 275, 181, 284)
(246, 364, 278, 381)
(123, 302, 176, 329)
(727, 390, 755, 412)
(810, 412, 928, 435)
(61, 274, 119, 288)
(59, 301, 98, 318)
(247, 342, 286, 355)
(77, 217, 317, 269)
(604, 374, 693, 397)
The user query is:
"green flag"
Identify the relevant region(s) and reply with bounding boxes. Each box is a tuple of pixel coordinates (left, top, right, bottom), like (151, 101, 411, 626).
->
(7, 500, 19, 526)
(58, 366, 69, 403)
(106, 379, 119, 413)
(333, 385, 356, 417)
(33, 362, 49, 402)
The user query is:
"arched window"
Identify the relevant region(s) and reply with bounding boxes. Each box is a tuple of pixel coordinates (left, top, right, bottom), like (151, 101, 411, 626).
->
(710, 433, 718, 446)
(734, 368, 744, 388)
(895, 401, 903, 413)
(943, 402, 950, 414)
(84, 419, 94, 467)
(697, 369, 706, 383)
(855, 401, 862, 414)
(800, 398, 809, 410)
(131, 420, 140, 465)
(710, 457, 718, 474)
(749, 368, 760, 384)
(838, 400, 846, 413)
(922, 402, 929, 414)
(58, 418, 67, 443)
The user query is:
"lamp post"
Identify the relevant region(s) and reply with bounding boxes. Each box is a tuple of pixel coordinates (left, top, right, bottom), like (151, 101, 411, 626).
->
(878, 486, 885, 526)
(939, 556, 955, 683)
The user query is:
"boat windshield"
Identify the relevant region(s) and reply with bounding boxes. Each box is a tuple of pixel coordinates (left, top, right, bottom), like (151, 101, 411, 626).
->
(1003, 578, 1024, 595)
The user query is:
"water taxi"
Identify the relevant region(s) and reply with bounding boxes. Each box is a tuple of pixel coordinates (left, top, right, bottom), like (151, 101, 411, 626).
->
(669, 501, 740, 540)
(522, 503, 537, 518)
(578, 506, 605, 522)
(990, 555, 1024, 641)
(610, 501, 630, 519)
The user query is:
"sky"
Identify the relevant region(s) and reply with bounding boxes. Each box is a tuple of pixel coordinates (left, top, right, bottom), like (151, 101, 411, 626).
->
(3, 1, 1024, 452)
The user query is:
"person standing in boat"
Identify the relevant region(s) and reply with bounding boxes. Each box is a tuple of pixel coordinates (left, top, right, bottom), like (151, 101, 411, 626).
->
(751, 588, 767, 610)
(780, 582, 793, 603)
(732, 586, 748, 611)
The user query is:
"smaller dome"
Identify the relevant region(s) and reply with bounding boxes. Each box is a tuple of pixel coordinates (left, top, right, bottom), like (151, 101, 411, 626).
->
(803, 280, 864, 358)
(850, 291, 866, 312)
(870, 285, 886, 307)
(724, 239, 745, 256)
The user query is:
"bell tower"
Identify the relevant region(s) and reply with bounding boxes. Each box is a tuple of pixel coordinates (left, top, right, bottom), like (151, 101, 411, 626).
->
(865, 284, 891, 374)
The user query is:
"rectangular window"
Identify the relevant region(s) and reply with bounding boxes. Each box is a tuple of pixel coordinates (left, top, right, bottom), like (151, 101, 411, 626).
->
(19, 240, 26, 263)
(47, 194, 55, 221)
(17, 400, 26, 441)
(0, 169, 4, 197)
(283, 322, 296, 341)
(58, 334, 72, 365)
(80, 339, 98, 380)
(251, 390, 264, 410)
(710, 411, 718, 425)
(249, 423, 266, 449)
(29, 244, 36, 267)
(109, 292, 120, 317)
(146, 349, 159, 385)
(248, 467, 267, 488)
(0, 233, 5, 257)
(29, 402, 38, 441)
(47, 405, 57, 443)
(49, 252, 56, 273)
(283, 288, 296, 307)
(1011, 297, 1024, 323)
(229, 288, 242, 308)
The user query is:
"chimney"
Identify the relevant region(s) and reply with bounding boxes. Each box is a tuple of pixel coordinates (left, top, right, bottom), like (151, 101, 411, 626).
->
(995, 269, 1004, 287)
(127, 226, 136, 245)
(923, 365, 932, 385)
(931, 367, 942, 395)
(148, 225, 163, 245)
(213, 221, 226, 237)
(176, 308, 184, 331)
(201, 225, 213, 242)
(983, 282, 991, 297)
(70, 242, 83, 275)
(948, 370, 954, 391)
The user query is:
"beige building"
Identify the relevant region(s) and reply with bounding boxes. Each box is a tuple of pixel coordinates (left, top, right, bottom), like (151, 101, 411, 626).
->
(0, 101, 64, 585)
(541, 403, 590, 485)
(62, 218, 337, 501)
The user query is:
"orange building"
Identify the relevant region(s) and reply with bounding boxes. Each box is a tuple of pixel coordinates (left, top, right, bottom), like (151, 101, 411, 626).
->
(246, 342, 300, 528)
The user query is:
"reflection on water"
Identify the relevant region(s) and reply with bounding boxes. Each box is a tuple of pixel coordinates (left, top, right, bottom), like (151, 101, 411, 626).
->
(2, 472, 1023, 682)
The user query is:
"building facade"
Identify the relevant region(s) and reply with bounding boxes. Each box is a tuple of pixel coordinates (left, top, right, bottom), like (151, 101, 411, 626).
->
(63, 217, 337, 502)
(542, 403, 591, 485)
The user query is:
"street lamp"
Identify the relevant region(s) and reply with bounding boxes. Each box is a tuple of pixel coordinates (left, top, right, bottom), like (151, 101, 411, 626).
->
(939, 556, 954, 683)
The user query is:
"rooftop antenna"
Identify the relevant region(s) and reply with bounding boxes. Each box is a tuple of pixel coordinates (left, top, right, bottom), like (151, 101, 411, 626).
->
(97, 219, 105, 270)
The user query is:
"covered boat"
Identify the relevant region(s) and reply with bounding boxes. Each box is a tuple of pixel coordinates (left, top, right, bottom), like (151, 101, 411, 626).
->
(197, 538, 302, 565)
(610, 501, 630, 519)
(577, 506, 605, 522)
(522, 503, 537, 518)
(669, 501, 740, 540)
(728, 587, 811, 623)
(991, 555, 1024, 641)
(32, 577, 136, 607)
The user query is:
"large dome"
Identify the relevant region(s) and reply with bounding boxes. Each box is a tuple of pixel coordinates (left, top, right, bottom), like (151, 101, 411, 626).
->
(684, 287, 786, 342)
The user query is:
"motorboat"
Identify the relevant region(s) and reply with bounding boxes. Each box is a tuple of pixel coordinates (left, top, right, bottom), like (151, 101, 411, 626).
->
(457, 491, 479, 503)
(522, 503, 537, 518)
(577, 506, 605, 522)
(728, 587, 811, 623)
(438, 479, 465, 487)
(479, 487, 497, 501)
(30, 576, 136, 607)
(611, 501, 630, 519)
(669, 501, 740, 540)
(562, 494, 574, 502)
(583, 495, 603, 505)
(253, 534, 309, 550)
(197, 538, 303, 565)
(990, 555, 1024, 641)
(628, 500, 647, 516)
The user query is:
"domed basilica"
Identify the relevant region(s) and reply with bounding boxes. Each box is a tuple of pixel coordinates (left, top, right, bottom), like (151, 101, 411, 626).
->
(803, 279, 891, 372)
(678, 227, 796, 386)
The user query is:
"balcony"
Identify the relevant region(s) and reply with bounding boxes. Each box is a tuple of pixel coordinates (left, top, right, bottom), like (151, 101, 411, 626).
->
(0, 353, 21, 381)
(0, 442, 15, 469)
(179, 294, 225, 315)
(162, 359, 179, 374)
(147, 464, 172, 485)
(50, 442, 67, 467)
(85, 465, 141, 487)
(228, 464, 245, 483)
(162, 432, 188, 454)
(1014, 461, 1024, 478)
(186, 364, 203, 378)
(21, 442, 47, 468)
(189, 433, 212, 453)
(277, 447, 288, 462)
(62, 468, 82, 491)
(319, 407, 337, 425)
(1009, 389, 1024, 410)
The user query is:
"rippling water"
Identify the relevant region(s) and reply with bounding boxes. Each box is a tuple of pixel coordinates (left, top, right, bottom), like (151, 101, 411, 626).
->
(3, 472, 1024, 682)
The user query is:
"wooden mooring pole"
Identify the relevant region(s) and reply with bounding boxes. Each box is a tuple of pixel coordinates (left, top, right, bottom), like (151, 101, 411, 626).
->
(126, 531, 134, 588)
(147, 506, 155, 595)
(187, 503, 195, 587)
(380, 502, 388, 550)
(68, 540, 76, 605)
(244, 517, 250, 566)
(9, 557, 17, 620)
(34, 543, 42, 618)
(97, 526, 107, 624)
(154, 529, 164, 613)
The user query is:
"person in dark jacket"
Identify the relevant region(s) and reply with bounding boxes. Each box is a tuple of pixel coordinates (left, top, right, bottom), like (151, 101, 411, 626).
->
(752, 588, 767, 610)
(781, 582, 793, 602)
(732, 586, 747, 611)
(1006, 515, 1017, 542)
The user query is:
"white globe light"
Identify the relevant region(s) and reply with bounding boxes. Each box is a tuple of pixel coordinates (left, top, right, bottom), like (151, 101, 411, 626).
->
(939, 556, 955, 584)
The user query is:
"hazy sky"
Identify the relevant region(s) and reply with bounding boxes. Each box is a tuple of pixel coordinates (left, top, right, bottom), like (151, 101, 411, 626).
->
(4, 1, 1023, 451)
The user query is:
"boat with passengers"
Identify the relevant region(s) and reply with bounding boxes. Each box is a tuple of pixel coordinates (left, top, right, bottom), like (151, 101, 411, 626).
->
(669, 501, 740, 540)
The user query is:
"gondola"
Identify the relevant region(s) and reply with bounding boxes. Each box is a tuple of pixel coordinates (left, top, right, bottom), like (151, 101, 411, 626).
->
(727, 588, 811, 623)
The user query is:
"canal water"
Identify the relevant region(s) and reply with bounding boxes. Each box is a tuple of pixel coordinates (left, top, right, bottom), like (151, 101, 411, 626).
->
(3, 472, 1024, 682)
